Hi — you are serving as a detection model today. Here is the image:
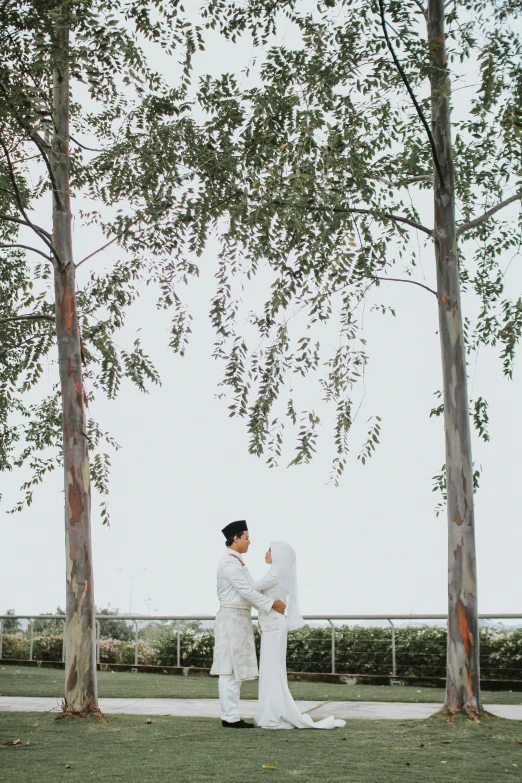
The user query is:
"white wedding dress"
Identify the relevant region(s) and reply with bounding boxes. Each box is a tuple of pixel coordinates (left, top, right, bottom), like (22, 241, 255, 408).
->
(254, 543, 346, 730)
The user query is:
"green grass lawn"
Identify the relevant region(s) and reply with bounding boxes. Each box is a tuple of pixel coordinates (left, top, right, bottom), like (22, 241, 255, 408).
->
(1, 665, 522, 704)
(1, 711, 522, 783)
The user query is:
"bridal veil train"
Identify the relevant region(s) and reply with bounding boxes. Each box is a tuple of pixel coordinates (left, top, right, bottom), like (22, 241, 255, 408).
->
(254, 541, 346, 730)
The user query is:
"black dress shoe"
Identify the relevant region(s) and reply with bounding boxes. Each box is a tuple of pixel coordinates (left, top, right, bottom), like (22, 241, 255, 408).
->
(221, 719, 256, 728)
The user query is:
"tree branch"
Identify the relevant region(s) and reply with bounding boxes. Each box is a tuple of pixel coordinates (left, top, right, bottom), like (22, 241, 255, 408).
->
(0, 314, 55, 324)
(0, 141, 62, 262)
(0, 330, 55, 360)
(456, 192, 522, 237)
(70, 135, 106, 154)
(401, 174, 433, 185)
(0, 185, 17, 199)
(1, 141, 34, 216)
(31, 131, 64, 212)
(0, 81, 63, 211)
(272, 199, 432, 235)
(75, 219, 139, 269)
(377, 0, 446, 189)
(0, 212, 52, 238)
(76, 191, 242, 269)
(272, 199, 433, 238)
(411, 0, 428, 17)
(374, 275, 437, 296)
(331, 205, 433, 236)
(0, 140, 53, 248)
(333, 273, 437, 298)
(368, 173, 433, 189)
(0, 243, 52, 261)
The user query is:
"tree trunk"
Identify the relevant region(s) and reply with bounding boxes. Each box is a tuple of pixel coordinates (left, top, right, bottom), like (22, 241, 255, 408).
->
(428, 0, 481, 716)
(52, 21, 99, 715)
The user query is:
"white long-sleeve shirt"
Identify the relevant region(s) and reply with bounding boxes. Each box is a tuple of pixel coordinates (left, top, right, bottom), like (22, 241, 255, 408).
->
(253, 567, 288, 631)
(216, 549, 273, 614)
(253, 568, 281, 595)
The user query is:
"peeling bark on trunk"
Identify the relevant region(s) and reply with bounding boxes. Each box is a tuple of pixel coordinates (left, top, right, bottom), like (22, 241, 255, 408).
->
(428, 0, 481, 716)
(52, 23, 99, 715)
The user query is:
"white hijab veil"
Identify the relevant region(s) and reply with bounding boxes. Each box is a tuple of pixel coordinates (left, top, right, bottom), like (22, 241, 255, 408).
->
(270, 541, 304, 631)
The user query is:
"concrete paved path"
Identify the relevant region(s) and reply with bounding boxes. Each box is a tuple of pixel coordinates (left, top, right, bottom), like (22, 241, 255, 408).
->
(1, 697, 521, 721)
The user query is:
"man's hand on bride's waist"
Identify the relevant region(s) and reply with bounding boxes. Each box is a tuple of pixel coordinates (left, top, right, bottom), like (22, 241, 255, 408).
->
(272, 600, 286, 614)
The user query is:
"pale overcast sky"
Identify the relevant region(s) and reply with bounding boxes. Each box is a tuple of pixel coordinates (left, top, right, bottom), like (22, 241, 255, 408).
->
(1, 9, 520, 622)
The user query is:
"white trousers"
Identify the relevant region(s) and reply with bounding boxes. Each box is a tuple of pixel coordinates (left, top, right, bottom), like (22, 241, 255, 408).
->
(218, 674, 242, 722)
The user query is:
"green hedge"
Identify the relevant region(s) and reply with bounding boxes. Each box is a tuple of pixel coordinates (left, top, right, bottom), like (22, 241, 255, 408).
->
(481, 627, 522, 680)
(0, 635, 63, 661)
(286, 626, 445, 676)
(2, 625, 521, 680)
(155, 629, 216, 668)
(151, 625, 522, 679)
(1, 635, 29, 659)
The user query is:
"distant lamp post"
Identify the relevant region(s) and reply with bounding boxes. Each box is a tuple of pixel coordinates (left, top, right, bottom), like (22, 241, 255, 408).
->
(118, 568, 146, 614)
(144, 597, 156, 615)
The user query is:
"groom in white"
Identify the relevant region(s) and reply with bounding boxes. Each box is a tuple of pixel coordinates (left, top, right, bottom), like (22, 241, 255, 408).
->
(210, 520, 286, 728)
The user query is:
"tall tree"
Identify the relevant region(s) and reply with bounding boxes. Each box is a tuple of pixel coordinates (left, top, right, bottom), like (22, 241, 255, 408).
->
(191, 0, 522, 715)
(53, 18, 98, 717)
(426, 0, 480, 718)
(2, 609, 22, 635)
(0, 0, 203, 715)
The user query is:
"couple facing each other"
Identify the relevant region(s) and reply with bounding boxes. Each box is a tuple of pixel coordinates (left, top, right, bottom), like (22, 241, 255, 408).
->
(210, 519, 346, 730)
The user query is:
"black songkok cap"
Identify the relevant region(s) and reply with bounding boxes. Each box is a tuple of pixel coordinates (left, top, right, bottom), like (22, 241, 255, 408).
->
(221, 520, 248, 539)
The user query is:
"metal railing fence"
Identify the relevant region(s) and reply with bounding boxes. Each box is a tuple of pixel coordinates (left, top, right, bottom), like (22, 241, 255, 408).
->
(1, 614, 521, 679)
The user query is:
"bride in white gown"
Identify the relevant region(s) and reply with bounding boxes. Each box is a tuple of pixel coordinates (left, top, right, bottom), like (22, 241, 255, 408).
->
(254, 541, 346, 730)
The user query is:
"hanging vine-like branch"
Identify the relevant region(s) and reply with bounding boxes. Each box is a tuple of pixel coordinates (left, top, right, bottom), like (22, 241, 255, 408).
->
(376, 0, 446, 190)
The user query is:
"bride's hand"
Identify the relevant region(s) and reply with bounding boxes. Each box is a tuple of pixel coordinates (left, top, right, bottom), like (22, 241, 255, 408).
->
(272, 600, 286, 615)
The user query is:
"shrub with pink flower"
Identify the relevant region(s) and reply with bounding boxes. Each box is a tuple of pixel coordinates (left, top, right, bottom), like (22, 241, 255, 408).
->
(98, 639, 157, 665)
(33, 635, 63, 661)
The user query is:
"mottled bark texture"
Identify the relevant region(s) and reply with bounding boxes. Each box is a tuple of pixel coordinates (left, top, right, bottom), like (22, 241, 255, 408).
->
(52, 23, 98, 714)
(428, 0, 481, 716)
